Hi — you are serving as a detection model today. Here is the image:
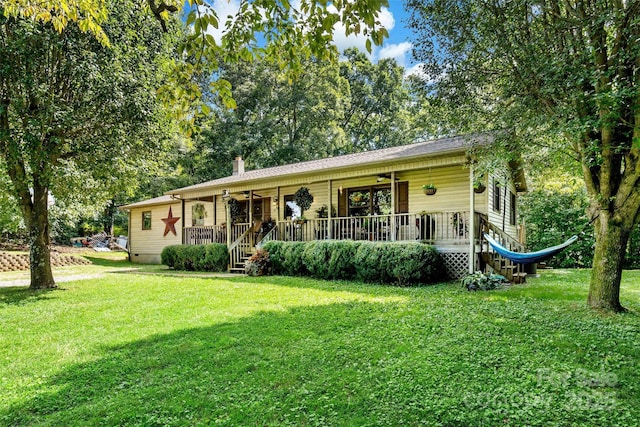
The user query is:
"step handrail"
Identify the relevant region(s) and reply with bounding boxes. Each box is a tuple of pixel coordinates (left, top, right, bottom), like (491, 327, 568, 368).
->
(228, 225, 251, 270)
(480, 216, 525, 253)
(256, 225, 278, 249)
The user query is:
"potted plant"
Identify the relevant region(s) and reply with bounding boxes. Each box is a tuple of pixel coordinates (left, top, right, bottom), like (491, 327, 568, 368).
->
(294, 186, 314, 216)
(474, 177, 486, 193)
(422, 183, 437, 195)
(315, 204, 336, 218)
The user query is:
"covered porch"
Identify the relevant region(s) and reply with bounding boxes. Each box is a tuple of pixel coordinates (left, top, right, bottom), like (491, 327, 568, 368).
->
(184, 211, 481, 247)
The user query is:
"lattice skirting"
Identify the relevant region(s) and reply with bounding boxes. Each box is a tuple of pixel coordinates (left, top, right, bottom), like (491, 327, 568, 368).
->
(440, 252, 469, 279)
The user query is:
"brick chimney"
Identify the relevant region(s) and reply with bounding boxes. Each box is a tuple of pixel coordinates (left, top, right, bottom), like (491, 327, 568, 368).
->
(232, 156, 245, 176)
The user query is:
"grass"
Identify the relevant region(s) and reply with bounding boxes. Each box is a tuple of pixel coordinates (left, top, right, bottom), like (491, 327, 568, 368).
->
(0, 265, 639, 426)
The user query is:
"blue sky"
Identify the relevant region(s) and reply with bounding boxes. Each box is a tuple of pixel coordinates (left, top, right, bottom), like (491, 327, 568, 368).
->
(328, 0, 417, 71)
(204, 0, 419, 72)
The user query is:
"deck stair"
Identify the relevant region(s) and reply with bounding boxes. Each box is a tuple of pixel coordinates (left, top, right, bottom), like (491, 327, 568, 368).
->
(479, 218, 527, 283)
(230, 248, 256, 273)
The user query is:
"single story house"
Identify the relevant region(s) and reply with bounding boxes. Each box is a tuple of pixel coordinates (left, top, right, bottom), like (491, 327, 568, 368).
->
(121, 134, 528, 280)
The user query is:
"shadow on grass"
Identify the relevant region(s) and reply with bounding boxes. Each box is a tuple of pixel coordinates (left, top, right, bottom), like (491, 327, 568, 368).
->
(223, 274, 457, 297)
(82, 256, 133, 268)
(0, 287, 57, 306)
(4, 298, 638, 426)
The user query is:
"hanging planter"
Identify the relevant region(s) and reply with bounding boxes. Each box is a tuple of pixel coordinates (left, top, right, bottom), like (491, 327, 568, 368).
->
(474, 183, 486, 194)
(422, 184, 437, 196)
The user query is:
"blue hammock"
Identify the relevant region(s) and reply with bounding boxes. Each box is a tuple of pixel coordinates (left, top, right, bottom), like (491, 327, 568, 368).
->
(483, 233, 579, 264)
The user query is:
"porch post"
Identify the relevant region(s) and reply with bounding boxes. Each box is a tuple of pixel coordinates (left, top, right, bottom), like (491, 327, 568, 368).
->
(249, 190, 254, 247)
(391, 171, 397, 241)
(276, 187, 281, 221)
(226, 199, 232, 270)
(127, 209, 132, 261)
(327, 180, 332, 239)
(469, 163, 476, 274)
(181, 198, 186, 244)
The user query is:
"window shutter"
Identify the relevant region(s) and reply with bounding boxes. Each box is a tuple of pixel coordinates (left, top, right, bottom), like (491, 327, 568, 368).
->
(338, 189, 347, 217)
(263, 198, 271, 221)
(396, 182, 409, 214)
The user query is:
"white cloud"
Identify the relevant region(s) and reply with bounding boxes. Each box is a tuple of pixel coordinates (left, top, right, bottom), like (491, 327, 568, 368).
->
(378, 42, 412, 67)
(203, 2, 414, 68)
(404, 63, 439, 83)
(377, 7, 395, 31)
(202, 0, 241, 44)
(329, 6, 395, 61)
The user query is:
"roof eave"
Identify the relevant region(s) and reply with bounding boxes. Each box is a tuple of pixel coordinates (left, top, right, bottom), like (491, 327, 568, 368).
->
(165, 145, 475, 197)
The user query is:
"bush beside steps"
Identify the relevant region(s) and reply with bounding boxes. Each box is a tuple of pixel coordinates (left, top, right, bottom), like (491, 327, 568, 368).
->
(161, 243, 228, 272)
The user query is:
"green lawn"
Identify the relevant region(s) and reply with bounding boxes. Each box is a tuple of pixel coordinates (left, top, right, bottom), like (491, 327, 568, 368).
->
(1, 266, 639, 426)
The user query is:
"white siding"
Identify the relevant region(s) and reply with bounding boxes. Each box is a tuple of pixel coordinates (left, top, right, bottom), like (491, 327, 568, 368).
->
(184, 200, 215, 227)
(129, 202, 182, 264)
(488, 174, 519, 239)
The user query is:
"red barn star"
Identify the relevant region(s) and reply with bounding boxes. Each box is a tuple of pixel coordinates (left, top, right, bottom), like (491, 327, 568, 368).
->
(161, 206, 180, 237)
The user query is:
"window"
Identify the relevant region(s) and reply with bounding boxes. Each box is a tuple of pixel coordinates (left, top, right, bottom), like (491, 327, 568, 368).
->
(142, 211, 152, 230)
(347, 185, 392, 217)
(510, 193, 517, 225)
(192, 203, 207, 226)
(493, 179, 501, 212)
(284, 195, 296, 218)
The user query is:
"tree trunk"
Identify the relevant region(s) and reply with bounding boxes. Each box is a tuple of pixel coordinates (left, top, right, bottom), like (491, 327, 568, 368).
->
(588, 214, 628, 312)
(29, 183, 56, 290)
(102, 198, 116, 235)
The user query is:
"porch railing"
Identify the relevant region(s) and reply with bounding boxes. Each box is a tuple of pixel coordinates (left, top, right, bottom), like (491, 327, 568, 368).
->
(273, 211, 477, 244)
(185, 211, 487, 248)
(184, 225, 227, 245)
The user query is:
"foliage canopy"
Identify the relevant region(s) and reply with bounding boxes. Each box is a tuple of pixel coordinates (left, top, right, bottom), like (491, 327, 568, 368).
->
(408, 0, 640, 311)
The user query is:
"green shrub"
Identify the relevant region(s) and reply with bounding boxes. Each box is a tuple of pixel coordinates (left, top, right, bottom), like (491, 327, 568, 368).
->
(354, 242, 387, 283)
(199, 244, 228, 271)
(161, 243, 228, 272)
(281, 242, 307, 276)
(262, 241, 285, 273)
(355, 242, 445, 286)
(327, 240, 361, 280)
(161, 245, 178, 268)
(302, 241, 333, 278)
(264, 240, 443, 286)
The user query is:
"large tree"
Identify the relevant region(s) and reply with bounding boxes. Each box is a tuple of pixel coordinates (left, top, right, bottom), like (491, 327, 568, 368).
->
(194, 58, 349, 177)
(3, 1, 390, 112)
(1, 0, 390, 289)
(339, 48, 416, 152)
(0, 1, 178, 288)
(407, 0, 640, 311)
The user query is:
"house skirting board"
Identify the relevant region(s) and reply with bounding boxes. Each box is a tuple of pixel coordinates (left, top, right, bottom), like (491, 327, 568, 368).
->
(130, 253, 162, 264)
(435, 245, 478, 279)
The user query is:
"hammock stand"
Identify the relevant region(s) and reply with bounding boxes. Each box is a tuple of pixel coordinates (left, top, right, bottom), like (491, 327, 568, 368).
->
(483, 233, 579, 265)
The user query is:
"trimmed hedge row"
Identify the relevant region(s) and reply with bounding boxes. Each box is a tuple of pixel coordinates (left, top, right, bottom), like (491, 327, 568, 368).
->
(161, 243, 228, 272)
(262, 240, 445, 286)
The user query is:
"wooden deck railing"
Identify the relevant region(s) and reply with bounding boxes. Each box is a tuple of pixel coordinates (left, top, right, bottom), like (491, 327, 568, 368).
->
(228, 224, 251, 269)
(184, 211, 490, 249)
(272, 211, 477, 244)
(184, 225, 227, 245)
(479, 216, 526, 253)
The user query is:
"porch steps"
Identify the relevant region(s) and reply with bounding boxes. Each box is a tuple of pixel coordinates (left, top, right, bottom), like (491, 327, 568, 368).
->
(229, 250, 256, 274)
(480, 252, 527, 283)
